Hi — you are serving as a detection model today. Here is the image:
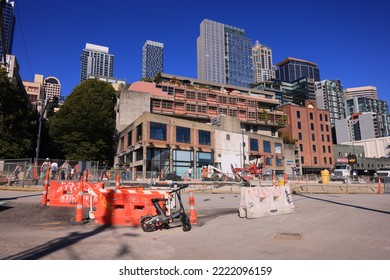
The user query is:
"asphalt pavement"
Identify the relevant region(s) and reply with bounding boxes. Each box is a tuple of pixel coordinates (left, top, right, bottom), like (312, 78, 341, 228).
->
(1, 189, 390, 260)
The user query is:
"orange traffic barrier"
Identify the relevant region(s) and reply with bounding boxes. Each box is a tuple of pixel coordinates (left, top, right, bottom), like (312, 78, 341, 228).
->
(75, 180, 84, 222)
(284, 172, 288, 183)
(378, 176, 382, 194)
(188, 189, 197, 224)
(116, 170, 120, 190)
(41, 168, 51, 206)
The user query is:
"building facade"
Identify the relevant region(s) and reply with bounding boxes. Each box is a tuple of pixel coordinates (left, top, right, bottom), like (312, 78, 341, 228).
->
(43, 76, 61, 100)
(142, 40, 164, 79)
(23, 74, 44, 104)
(281, 77, 316, 105)
(197, 19, 253, 88)
(315, 80, 346, 127)
(279, 100, 334, 174)
(80, 43, 114, 82)
(276, 57, 320, 83)
(0, 0, 15, 58)
(252, 40, 276, 84)
(344, 86, 378, 100)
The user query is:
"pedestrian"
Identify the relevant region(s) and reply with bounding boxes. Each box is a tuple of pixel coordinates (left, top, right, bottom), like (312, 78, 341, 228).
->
(40, 158, 50, 179)
(188, 167, 193, 179)
(13, 164, 21, 181)
(61, 160, 71, 180)
(100, 161, 110, 180)
(51, 160, 59, 180)
(70, 165, 75, 180)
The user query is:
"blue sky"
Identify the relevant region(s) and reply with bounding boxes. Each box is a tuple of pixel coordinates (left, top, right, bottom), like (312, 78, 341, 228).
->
(11, 0, 390, 104)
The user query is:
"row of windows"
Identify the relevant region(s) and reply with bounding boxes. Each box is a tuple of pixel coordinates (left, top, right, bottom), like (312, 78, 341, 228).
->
(298, 132, 331, 142)
(297, 122, 329, 132)
(125, 123, 212, 147)
(250, 138, 282, 154)
(301, 156, 333, 165)
(296, 110, 329, 122)
(299, 144, 332, 153)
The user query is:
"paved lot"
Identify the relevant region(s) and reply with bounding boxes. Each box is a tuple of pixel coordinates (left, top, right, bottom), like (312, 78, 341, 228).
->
(0, 189, 390, 260)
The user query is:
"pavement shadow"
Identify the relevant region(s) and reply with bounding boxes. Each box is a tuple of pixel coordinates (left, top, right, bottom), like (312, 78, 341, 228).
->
(2, 224, 113, 260)
(296, 194, 390, 215)
(0, 193, 42, 201)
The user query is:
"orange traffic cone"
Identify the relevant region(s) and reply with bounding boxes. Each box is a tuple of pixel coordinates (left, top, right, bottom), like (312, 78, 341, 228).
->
(272, 171, 276, 187)
(188, 189, 197, 224)
(378, 176, 382, 194)
(284, 172, 288, 183)
(75, 179, 84, 222)
(41, 168, 51, 206)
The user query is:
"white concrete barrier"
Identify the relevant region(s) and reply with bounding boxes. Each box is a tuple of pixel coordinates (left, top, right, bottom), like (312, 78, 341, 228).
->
(239, 186, 295, 219)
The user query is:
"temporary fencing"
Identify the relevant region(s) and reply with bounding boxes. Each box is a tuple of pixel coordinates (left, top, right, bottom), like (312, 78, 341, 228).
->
(239, 185, 295, 219)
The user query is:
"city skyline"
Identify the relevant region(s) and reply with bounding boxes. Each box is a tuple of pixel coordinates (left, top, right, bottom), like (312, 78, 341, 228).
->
(9, 0, 390, 105)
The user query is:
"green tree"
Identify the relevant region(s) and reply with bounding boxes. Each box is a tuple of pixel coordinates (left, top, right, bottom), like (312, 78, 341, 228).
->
(0, 67, 38, 158)
(48, 79, 117, 163)
(153, 72, 162, 84)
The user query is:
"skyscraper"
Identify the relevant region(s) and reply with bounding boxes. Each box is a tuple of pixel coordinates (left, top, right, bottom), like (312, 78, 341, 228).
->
(142, 40, 164, 79)
(80, 43, 114, 82)
(44, 76, 61, 100)
(276, 57, 320, 83)
(0, 0, 15, 59)
(252, 40, 275, 83)
(197, 19, 253, 88)
(315, 80, 346, 126)
(344, 86, 378, 100)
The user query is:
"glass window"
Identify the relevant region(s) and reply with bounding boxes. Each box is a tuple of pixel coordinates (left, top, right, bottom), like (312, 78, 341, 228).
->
(263, 140, 271, 153)
(328, 146, 331, 153)
(325, 115, 328, 121)
(312, 134, 315, 141)
(136, 124, 142, 141)
(327, 135, 330, 142)
(299, 144, 303, 152)
(127, 131, 132, 147)
(198, 130, 211, 145)
(297, 122, 301, 129)
(298, 132, 302, 140)
(150, 122, 167, 140)
(322, 145, 326, 153)
(320, 114, 323, 121)
(314, 157, 317, 164)
(176, 126, 190, 143)
(329, 157, 332, 165)
(296, 111, 301, 118)
(310, 112, 313, 120)
(146, 148, 170, 174)
(173, 150, 194, 178)
(320, 124, 324, 131)
(265, 156, 272, 165)
(275, 143, 282, 154)
(326, 125, 329, 132)
(324, 157, 327, 164)
(301, 156, 304, 164)
(250, 138, 258, 151)
(276, 158, 283, 166)
(311, 123, 315, 130)
(313, 145, 316, 152)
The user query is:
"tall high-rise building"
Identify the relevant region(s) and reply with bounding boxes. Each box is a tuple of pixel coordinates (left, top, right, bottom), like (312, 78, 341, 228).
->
(0, 0, 15, 59)
(344, 86, 378, 100)
(142, 40, 164, 79)
(252, 40, 275, 83)
(80, 43, 114, 82)
(197, 19, 253, 88)
(44, 76, 61, 100)
(315, 80, 346, 126)
(276, 57, 320, 83)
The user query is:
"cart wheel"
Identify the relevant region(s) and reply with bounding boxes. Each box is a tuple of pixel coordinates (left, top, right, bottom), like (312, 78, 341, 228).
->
(182, 217, 192, 232)
(141, 215, 156, 232)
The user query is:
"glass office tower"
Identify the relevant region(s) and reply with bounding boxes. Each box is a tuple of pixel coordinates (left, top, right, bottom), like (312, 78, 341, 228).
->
(142, 40, 164, 79)
(0, 0, 15, 58)
(197, 19, 253, 88)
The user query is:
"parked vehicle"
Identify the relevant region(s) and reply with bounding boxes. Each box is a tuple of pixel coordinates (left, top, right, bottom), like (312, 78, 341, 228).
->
(231, 156, 263, 182)
(331, 164, 352, 182)
(374, 169, 390, 182)
(201, 163, 232, 181)
(140, 184, 191, 232)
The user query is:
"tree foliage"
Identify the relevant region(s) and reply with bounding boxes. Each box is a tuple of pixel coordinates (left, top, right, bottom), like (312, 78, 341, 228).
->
(48, 79, 117, 163)
(0, 67, 38, 158)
